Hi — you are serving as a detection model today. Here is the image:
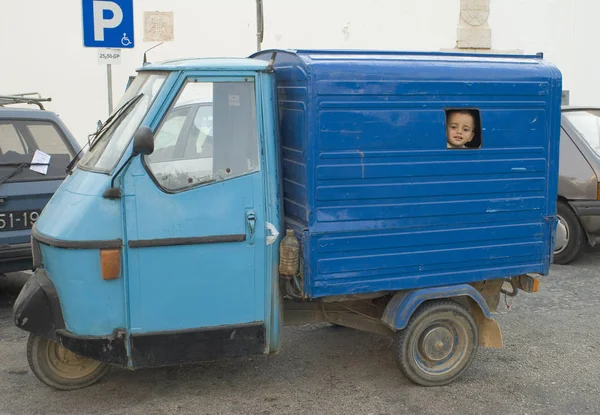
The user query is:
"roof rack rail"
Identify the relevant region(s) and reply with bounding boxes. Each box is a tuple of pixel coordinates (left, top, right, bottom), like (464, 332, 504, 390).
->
(0, 93, 52, 110)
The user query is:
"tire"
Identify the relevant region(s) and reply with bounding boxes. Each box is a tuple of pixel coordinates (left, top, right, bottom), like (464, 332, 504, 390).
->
(393, 300, 478, 386)
(27, 334, 110, 390)
(554, 200, 586, 265)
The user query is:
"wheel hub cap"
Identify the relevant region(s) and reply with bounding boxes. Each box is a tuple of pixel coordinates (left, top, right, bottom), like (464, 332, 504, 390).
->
(419, 326, 454, 361)
(47, 341, 103, 379)
(554, 215, 569, 254)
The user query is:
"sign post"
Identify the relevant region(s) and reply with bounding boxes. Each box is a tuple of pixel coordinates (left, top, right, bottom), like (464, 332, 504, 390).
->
(97, 48, 122, 113)
(82, 0, 134, 115)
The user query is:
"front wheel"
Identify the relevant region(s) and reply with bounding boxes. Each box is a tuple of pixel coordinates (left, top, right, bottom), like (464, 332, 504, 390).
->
(393, 300, 478, 386)
(27, 334, 110, 390)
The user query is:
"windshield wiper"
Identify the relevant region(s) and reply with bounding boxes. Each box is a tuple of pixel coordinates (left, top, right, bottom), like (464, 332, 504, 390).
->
(89, 94, 144, 149)
(66, 93, 145, 173)
(0, 162, 49, 186)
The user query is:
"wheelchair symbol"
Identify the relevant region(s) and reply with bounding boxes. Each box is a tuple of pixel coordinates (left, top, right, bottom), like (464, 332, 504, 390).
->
(121, 33, 132, 47)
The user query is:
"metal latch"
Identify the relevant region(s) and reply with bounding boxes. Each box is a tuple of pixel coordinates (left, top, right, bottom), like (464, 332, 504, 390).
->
(246, 212, 256, 245)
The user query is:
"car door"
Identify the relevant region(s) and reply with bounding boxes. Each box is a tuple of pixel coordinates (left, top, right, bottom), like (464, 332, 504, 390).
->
(123, 75, 268, 366)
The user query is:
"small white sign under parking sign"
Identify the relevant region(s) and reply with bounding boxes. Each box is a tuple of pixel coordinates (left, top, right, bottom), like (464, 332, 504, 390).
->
(97, 48, 122, 65)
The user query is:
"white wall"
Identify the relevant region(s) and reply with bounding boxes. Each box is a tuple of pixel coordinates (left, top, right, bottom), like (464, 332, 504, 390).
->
(489, 0, 599, 106)
(0, 0, 597, 145)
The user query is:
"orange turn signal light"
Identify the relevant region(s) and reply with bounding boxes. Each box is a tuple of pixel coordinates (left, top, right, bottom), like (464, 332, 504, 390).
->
(517, 274, 540, 293)
(531, 277, 540, 293)
(100, 249, 121, 280)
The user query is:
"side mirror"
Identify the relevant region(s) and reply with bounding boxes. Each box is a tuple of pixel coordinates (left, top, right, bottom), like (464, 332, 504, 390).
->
(132, 126, 154, 156)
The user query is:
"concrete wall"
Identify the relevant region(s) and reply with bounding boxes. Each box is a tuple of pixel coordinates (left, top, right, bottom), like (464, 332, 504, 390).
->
(0, 0, 596, 144)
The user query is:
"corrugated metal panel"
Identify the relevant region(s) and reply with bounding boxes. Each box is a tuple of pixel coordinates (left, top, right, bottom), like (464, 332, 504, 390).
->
(252, 49, 561, 298)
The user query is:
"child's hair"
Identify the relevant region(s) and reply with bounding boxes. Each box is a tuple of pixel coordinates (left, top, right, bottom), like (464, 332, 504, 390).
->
(446, 109, 481, 148)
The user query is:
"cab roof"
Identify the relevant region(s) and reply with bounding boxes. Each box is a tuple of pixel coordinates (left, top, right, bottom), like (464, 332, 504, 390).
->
(138, 57, 270, 72)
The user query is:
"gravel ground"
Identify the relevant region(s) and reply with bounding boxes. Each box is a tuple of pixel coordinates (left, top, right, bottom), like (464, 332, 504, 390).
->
(1, 250, 600, 415)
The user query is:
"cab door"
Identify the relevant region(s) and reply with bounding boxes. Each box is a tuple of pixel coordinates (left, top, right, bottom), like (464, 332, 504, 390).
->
(123, 75, 268, 367)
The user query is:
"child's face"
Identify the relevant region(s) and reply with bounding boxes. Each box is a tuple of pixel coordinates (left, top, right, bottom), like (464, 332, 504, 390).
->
(447, 112, 475, 148)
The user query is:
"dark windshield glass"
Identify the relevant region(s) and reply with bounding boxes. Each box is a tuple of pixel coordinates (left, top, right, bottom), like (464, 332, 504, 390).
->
(79, 73, 167, 172)
(0, 120, 74, 182)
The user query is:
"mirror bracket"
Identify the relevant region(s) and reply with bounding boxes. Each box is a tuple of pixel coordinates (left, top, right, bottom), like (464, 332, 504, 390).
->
(103, 126, 154, 199)
(102, 187, 122, 199)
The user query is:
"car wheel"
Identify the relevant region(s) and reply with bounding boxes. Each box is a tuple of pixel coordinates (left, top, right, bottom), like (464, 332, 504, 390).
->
(554, 200, 586, 265)
(27, 334, 110, 390)
(393, 300, 478, 386)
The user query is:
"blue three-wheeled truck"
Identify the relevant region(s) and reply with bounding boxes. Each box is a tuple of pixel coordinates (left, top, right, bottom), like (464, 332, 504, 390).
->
(13, 49, 561, 389)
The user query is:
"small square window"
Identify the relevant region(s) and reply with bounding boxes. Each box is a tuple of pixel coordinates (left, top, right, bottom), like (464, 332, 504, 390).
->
(445, 109, 482, 149)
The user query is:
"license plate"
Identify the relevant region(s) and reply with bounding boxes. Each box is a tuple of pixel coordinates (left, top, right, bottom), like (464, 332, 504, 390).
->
(0, 210, 40, 231)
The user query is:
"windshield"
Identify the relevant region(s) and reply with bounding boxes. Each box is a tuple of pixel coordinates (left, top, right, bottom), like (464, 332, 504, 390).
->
(0, 120, 75, 182)
(79, 73, 167, 172)
(563, 110, 600, 156)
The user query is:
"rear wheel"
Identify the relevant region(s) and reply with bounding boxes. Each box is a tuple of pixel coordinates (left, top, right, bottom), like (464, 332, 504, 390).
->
(554, 200, 586, 265)
(393, 300, 478, 386)
(27, 334, 109, 390)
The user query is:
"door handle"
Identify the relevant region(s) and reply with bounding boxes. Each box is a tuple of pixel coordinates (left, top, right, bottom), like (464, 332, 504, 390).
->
(246, 211, 256, 245)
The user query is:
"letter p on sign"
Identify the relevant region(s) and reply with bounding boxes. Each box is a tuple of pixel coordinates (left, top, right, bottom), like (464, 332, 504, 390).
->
(93, 1, 123, 41)
(82, 0, 134, 48)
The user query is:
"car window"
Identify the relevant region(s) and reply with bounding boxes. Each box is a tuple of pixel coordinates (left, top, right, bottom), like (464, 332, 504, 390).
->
(0, 120, 72, 182)
(79, 72, 167, 172)
(26, 123, 72, 155)
(145, 79, 259, 192)
(151, 106, 194, 159)
(154, 114, 187, 151)
(563, 110, 600, 156)
(193, 105, 213, 153)
(0, 122, 29, 158)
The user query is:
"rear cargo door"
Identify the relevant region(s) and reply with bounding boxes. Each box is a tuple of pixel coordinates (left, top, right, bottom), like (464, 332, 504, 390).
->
(0, 119, 75, 247)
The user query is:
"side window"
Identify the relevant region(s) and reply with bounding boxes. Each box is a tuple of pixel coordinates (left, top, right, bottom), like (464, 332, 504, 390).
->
(146, 79, 259, 192)
(0, 122, 29, 160)
(192, 105, 213, 155)
(151, 109, 191, 157)
(445, 109, 482, 149)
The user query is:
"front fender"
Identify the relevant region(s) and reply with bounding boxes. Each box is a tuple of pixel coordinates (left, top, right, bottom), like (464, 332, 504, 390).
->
(382, 284, 492, 330)
(13, 269, 65, 340)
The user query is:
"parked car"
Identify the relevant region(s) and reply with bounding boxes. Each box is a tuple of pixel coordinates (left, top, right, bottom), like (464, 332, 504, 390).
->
(0, 94, 81, 273)
(556, 107, 600, 264)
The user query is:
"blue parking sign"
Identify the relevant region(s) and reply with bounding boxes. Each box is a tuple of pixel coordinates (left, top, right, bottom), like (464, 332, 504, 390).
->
(82, 0, 134, 48)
